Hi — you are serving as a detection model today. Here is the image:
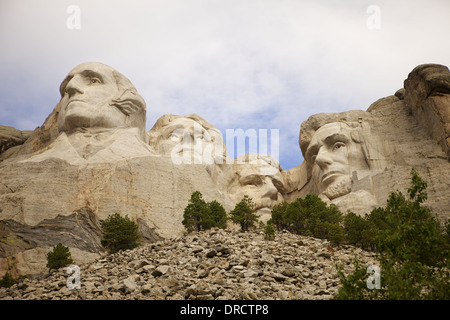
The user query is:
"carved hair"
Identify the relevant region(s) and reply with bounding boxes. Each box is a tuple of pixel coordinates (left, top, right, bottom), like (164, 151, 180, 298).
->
(109, 69, 146, 134)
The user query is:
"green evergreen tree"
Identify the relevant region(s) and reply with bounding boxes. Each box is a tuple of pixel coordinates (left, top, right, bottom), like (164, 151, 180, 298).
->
(343, 212, 376, 250)
(100, 213, 140, 253)
(264, 221, 276, 241)
(182, 191, 228, 232)
(182, 191, 209, 232)
(229, 195, 258, 232)
(269, 193, 344, 242)
(0, 272, 15, 288)
(46, 243, 74, 271)
(206, 200, 228, 230)
(270, 200, 289, 231)
(337, 168, 450, 300)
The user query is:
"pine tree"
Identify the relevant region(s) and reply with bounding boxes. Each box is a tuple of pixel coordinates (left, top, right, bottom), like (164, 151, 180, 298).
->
(206, 200, 228, 230)
(229, 195, 258, 232)
(182, 191, 209, 232)
(46, 243, 74, 271)
(264, 222, 275, 240)
(336, 168, 450, 300)
(0, 272, 15, 288)
(100, 213, 140, 253)
(182, 192, 228, 232)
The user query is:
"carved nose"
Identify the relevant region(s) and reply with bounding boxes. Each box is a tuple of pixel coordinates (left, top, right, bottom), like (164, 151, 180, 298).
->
(65, 76, 84, 98)
(315, 148, 333, 169)
(261, 179, 278, 201)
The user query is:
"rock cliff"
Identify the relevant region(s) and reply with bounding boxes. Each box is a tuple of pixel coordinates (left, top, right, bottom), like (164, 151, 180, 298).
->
(287, 63, 450, 220)
(0, 62, 449, 278)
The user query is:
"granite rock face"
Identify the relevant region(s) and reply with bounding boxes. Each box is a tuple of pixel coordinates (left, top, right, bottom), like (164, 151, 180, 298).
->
(287, 64, 450, 220)
(0, 153, 236, 276)
(1, 62, 449, 278)
(404, 64, 450, 158)
(0, 63, 236, 276)
(0, 126, 33, 160)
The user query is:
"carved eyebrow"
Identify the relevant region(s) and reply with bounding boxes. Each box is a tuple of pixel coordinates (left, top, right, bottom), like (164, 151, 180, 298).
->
(80, 70, 104, 82)
(305, 133, 349, 160)
(305, 142, 319, 160)
(59, 70, 105, 97)
(240, 174, 264, 185)
(323, 133, 350, 146)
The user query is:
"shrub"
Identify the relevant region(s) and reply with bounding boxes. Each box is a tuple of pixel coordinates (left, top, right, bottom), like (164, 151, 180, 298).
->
(182, 191, 209, 232)
(336, 168, 450, 300)
(206, 200, 228, 229)
(343, 212, 376, 250)
(100, 213, 140, 253)
(46, 243, 73, 271)
(326, 221, 346, 247)
(270, 193, 344, 243)
(0, 272, 15, 288)
(337, 255, 449, 300)
(270, 200, 289, 231)
(182, 191, 228, 232)
(369, 169, 448, 266)
(264, 222, 275, 241)
(229, 195, 258, 232)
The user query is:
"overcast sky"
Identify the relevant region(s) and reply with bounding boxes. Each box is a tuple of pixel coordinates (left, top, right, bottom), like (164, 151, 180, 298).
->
(1, 0, 449, 170)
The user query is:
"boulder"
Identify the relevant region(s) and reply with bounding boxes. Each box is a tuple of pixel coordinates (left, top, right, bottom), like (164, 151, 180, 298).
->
(0, 126, 33, 159)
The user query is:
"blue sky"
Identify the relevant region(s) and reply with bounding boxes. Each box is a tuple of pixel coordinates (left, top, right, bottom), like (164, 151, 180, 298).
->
(1, 0, 449, 170)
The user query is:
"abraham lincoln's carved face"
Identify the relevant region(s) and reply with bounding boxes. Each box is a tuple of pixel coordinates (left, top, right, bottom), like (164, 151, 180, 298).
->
(305, 122, 368, 200)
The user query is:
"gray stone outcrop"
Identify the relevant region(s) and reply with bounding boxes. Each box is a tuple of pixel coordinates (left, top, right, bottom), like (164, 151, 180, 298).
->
(0, 229, 376, 300)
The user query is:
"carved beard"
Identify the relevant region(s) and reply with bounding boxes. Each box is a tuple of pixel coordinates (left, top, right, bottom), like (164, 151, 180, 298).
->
(322, 175, 352, 200)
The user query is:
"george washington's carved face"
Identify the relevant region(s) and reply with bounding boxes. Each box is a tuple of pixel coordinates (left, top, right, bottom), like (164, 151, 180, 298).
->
(57, 62, 146, 136)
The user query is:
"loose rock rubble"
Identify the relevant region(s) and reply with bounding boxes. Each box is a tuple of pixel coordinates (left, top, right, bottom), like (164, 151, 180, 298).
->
(0, 229, 377, 300)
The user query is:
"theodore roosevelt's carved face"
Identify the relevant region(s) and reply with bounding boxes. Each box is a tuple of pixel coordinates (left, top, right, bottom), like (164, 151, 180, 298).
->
(228, 154, 285, 211)
(57, 62, 146, 136)
(305, 122, 367, 200)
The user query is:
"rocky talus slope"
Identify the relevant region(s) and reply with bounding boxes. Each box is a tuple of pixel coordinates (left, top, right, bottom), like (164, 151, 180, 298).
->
(0, 228, 377, 300)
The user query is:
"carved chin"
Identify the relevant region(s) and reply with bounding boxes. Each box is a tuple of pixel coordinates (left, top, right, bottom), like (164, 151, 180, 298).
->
(322, 175, 352, 200)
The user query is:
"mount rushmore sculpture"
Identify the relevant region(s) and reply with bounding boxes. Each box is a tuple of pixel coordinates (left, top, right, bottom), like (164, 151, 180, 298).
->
(0, 62, 449, 276)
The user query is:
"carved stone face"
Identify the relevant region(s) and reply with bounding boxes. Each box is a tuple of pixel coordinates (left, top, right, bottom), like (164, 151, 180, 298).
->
(228, 154, 285, 211)
(150, 115, 227, 165)
(57, 62, 145, 135)
(305, 122, 366, 200)
(402, 64, 450, 158)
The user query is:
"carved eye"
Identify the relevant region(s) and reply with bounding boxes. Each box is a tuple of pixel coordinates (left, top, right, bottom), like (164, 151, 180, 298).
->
(89, 77, 101, 84)
(429, 87, 450, 97)
(272, 179, 284, 192)
(241, 175, 264, 187)
(333, 142, 345, 151)
(169, 133, 182, 142)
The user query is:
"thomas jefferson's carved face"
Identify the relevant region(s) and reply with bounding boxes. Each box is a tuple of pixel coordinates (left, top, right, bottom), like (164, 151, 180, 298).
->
(305, 122, 367, 199)
(58, 63, 135, 133)
(153, 116, 227, 165)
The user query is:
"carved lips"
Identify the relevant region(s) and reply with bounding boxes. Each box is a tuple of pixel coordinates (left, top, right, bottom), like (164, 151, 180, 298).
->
(320, 170, 345, 185)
